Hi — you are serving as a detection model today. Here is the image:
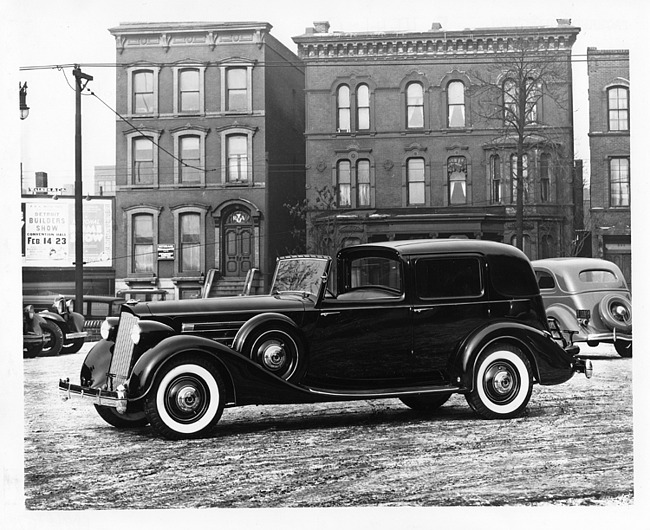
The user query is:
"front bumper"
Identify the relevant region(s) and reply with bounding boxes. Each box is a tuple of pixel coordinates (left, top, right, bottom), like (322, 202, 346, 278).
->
(65, 331, 88, 340)
(59, 378, 127, 413)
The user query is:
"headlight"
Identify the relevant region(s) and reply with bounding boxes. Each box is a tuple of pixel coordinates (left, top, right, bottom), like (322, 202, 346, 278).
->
(25, 305, 35, 319)
(56, 299, 65, 314)
(100, 319, 113, 340)
(66, 299, 74, 312)
(131, 323, 142, 345)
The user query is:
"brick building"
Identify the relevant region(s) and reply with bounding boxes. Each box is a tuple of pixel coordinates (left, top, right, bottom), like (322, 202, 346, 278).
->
(109, 22, 305, 298)
(293, 20, 581, 258)
(587, 48, 631, 286)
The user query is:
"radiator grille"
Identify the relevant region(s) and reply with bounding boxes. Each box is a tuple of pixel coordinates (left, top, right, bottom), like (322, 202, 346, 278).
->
(108, 311, 138, 388)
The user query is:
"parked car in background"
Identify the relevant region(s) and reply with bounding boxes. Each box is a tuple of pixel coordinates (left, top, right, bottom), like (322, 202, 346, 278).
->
(59, 240, 592, 440)
(23, 305, 44, 358)
(23, 295, 88, 355)
(116, 288, 168, 302)
(532, 258, 632, 357)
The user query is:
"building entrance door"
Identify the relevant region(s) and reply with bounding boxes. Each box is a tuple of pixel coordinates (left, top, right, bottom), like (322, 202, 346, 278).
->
(223, 209, 254, 277)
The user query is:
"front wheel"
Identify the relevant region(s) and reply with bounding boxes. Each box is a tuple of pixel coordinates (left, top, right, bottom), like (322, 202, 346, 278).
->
(94, 404, 149, 428)
(400, 393, 451, 412)
(144, 355, 225, 440)
(62, 338, 85, 354)
(40, 321, 63, 357)
(465, 344, 533, 419)
(614, 340, 632, 358)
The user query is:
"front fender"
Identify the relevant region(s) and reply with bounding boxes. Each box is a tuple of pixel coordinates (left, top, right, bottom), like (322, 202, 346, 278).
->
(453, 321, 576, 391)
(80, 339, 115, 388)
(69, 311, 85, 333)
(232, 312, 299, 352)
(39, 311, 65, 324)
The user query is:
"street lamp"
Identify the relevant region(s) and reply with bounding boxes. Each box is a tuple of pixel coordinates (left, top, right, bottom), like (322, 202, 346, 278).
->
(19, 82, 30, 120)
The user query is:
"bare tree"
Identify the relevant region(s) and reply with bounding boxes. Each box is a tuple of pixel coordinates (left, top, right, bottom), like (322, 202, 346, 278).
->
(470, 37, 573, 250)
(284, 185, 343, 256)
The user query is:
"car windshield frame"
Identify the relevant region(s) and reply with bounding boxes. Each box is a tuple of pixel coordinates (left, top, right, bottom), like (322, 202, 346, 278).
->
(270, 256, 331, 298)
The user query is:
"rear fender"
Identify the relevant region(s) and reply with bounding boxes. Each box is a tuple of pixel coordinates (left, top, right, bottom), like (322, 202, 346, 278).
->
(545, 304, 580, 334)
(453, 322, 575, 391)
(232, 312, 300, 352)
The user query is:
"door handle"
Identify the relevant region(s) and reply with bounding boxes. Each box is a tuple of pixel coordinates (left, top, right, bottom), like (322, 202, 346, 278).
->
(321, 311, 341, 316)
(412, 307, 432, 313)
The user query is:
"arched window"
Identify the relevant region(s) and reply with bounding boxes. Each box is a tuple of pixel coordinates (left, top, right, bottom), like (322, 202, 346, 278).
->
(447, 156, 467, 205)
(132, 213, 154, 273)
(610, 157, 630, 207)
(490, 154, 502, 203)
(608, 87, 629, 131)
(337, 160, 351, 207)
(357, 159, 370, 207)
(407, 158, 425, 205)
(226, 67, 248, 111)
(356, 84, 370, 130)
(179, 213, 201, 272)
(337, 85, 351, 132)
(179, 68, 200, 112)
(132, 137, 154, 185)
(227, 135, 248, 182)
(447, 81, 465, 127)
(540, 153, 551, 202)
(132, 70, 154, 114)
(510, 153, 529, 203)
(179, 135, 201, 184)
(406, 82, 424, 128)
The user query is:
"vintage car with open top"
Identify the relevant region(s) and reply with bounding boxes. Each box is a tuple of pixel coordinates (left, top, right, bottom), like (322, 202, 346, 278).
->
(59, 240, 592, 439)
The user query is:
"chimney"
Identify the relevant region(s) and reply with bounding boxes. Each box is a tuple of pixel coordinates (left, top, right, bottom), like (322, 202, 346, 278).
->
(313, 21, 330, 33)
(431, 23, 442, 31)
(556, 19, 572, 26)
(35, 171, 48, 188)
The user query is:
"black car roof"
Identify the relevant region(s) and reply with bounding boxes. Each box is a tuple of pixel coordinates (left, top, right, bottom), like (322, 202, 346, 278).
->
(340, 239, 526, 259)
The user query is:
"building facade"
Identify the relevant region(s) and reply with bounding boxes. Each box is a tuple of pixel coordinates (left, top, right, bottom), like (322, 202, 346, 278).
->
(109, 22, 305, 299)
(293, 20, 581, 258)
(587, 48, 631, 286)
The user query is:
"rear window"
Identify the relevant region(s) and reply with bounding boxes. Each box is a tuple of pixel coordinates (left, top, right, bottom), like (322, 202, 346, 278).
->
(489, 255, 539, 296)
(579, 269, 617, 283)
(415, 257, 483, 299)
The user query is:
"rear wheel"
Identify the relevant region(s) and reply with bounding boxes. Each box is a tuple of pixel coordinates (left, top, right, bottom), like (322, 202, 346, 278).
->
(144, 355, 225, 440)
(614, 340, 632, 358)
(400, 393, 451, 412)
(466, 343, 533, 419)
(94, 404, 149, 428)
(40, 321, 63, 357)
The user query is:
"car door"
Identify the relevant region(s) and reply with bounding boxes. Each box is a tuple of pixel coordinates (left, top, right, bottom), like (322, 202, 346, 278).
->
(305, 254, 413, 388)
(410, 255, 488, 383)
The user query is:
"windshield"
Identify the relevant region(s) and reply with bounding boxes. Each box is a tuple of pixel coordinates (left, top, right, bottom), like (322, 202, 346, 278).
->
(271, 257, 330, 296)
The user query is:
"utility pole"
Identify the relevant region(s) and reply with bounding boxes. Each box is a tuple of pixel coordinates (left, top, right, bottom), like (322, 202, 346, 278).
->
(72, 66, 93, 309)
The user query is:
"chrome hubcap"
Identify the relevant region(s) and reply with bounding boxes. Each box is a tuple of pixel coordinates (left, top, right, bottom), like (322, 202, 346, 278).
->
(261, 341, 286, 370)
(492, 366, 514, 395)
(175, 385, 202, 413)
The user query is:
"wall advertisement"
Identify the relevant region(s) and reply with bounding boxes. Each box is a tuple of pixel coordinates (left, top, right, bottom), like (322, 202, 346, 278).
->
(22, 197, 113, 268)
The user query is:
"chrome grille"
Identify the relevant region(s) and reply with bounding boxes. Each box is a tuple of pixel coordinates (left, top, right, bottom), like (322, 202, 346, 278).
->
(108, 311, 138, 388)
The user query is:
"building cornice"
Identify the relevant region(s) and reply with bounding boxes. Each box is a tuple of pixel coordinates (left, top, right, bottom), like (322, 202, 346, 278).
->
(293, 22, 580, 61)
(108, 21, 273, 53)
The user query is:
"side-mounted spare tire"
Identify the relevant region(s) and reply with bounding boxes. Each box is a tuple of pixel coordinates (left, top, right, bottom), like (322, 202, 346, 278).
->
(465, 343, 533, 419)
(598, 294, 632, 333)
(242, 324, 306, 383)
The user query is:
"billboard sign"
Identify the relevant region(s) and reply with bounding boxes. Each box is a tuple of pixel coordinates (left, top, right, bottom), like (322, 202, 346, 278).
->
(22, 196, 113, 268)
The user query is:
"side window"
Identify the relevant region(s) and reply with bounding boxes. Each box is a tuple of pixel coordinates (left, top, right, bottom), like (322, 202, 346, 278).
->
(416, 257, 482, 299)
(536, 271, 556, 290)
(349, 256, 402, 292)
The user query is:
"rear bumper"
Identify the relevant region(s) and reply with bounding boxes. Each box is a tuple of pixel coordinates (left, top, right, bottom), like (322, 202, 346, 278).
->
(59, 378, 127, 413)
(583, 330, 632, 344)
(572, 357, 593, 379)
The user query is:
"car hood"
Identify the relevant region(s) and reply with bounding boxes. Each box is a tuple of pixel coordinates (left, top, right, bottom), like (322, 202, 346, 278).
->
(126, 293, 311, 318)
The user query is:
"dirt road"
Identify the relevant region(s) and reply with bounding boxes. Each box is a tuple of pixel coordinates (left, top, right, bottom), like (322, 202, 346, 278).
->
(22, 343, 632, 512)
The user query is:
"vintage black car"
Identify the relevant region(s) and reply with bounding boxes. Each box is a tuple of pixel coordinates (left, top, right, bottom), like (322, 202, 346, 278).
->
(25, 295, 88, 355)
(23, 305, 45, 358)
(60, 240, 591, 439)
